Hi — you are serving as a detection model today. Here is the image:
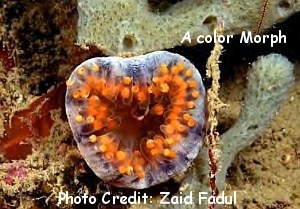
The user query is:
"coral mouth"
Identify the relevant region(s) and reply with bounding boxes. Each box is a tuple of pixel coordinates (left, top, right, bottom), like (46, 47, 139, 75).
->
(65, 51, 206, 189)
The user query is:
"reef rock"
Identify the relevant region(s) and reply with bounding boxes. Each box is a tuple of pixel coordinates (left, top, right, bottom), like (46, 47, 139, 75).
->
(77, 0, 300, 55)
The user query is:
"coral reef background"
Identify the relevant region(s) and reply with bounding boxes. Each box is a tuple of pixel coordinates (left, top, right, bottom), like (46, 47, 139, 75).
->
(77, 0, 300, 55)
(0, 0, 300, 209)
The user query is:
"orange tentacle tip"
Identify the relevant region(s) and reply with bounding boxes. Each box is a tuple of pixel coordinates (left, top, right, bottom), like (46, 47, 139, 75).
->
(116, 150, 127, 161)
(65, 51, 206, 189)
(151, 104, 164, 116)
(159, 63, 168, 75)
(163, 149, 176, 158)
(123, 76, 132, 85)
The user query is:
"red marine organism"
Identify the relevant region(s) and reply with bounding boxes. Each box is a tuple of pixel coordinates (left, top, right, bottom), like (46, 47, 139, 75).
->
(0, 43, 15, 72)
(3, 165, 27, 185)
(65, 51, 206, 189)
(0, 84, 65, 160)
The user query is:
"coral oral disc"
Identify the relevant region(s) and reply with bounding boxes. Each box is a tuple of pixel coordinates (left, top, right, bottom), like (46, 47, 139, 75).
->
(65, 51, 206, 189)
